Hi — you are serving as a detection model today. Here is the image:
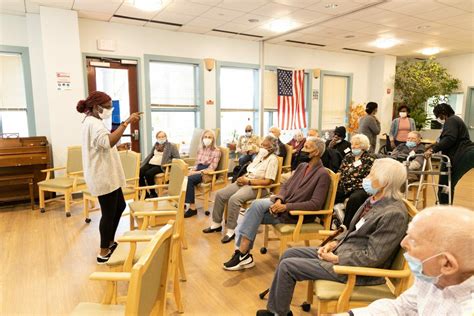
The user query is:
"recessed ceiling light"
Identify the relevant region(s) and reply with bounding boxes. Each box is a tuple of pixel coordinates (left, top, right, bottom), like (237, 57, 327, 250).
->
(134, 0, 162, 11)
(372, 38, 400, 49)
(420, 47, 441, 55)
(248, 18, 259, 23)
(265, 19, 299, 33)
(416, 25, 431, 30)
(325, 3, 339, 9)
(345, 35, 355, 38)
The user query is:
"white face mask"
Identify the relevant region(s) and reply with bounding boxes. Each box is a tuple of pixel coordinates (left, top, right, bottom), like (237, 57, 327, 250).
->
(437, 118, 445, 124)
(246, 132, 252, 137)
(399, 112, 407, 118)
(98, 106, 114, 120)
(156, 139, 166, 145)
(202, 138, 212, 147)
(259, 147, 269, 157)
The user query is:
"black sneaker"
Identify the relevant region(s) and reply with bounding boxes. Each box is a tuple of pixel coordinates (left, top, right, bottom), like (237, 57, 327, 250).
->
(223, 250, 255, 271)
(97, 250, 112, 264)
(109, 242, 118, 252)
(256, 310, 292, 316)
(184, 208, 197, 218)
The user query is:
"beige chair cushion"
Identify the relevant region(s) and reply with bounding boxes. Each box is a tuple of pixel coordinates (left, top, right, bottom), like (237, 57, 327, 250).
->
(128, 200, 177, 213)
(274, 222, 324, 235)
(38, 177, 85, 189)
(71, 302, 125, 315)
(154, 173, 165, 180)
(106, 230, 157, 267)
(315, 280, 396, 301)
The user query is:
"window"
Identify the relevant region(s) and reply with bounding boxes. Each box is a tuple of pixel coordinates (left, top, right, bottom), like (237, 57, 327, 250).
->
(219, 66, 258, 144)
(149, 60, 199, 146)
(0, 53, 29, 136)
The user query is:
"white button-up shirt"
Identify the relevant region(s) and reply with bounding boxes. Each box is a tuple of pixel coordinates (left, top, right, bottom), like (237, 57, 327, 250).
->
(352, 277, 474, 316)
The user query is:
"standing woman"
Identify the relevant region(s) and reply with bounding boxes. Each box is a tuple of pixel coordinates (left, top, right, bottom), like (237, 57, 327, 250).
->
(389, 105, 416, 148)
(358, 102, 381, 152)
(77, 91, 141, 264)
(425, 103, 474, 204)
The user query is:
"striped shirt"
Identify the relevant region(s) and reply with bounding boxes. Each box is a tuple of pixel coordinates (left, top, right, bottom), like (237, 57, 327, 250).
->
(194, 147, 221, 171)
(352, 277, 474, 316)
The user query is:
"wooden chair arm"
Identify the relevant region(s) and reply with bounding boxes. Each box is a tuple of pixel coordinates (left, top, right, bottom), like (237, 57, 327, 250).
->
(135, 184, 168, 191)
(41, 167, 65, 173)
(204, 169, 227, 175)
(133, 210, 177, 217)
(126, 177, 140, 182)
(333, 265, 412, 278)
(89, 272, 131, 282)
(161, 163, 172, 168)
(289, 209, 333, 216)
(251, 183, 280, 190)
(144, 195, 180, 202)
(318, 230, 338, 236)
(117, 235, 154, 243)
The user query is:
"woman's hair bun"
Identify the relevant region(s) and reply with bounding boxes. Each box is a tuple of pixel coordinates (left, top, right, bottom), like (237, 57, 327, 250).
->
(76, 100, 87, 113)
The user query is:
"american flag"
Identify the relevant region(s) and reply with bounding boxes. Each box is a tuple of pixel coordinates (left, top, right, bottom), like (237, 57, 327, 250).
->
(277, 69, 307, 130)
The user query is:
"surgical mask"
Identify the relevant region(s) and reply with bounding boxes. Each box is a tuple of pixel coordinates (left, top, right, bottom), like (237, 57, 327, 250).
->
(352, 148, 362, 156)
(156, 139, 166, 145)
(245, 132, 252, 137)
(404, 252, 443, 284)
(298, 151, 311, 163)
(399, 112, 407, 118)
(406, 141, 416, 148)
(362, 178, 379, 195)
(436, 118, 445, 124)
(335, 139, 342, 144)
(98, 106, 114, 120)
(259, 147, 269, 157)
(202, 138, 212, 147)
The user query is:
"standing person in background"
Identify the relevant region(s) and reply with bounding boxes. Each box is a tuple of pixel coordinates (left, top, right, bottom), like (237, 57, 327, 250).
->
(425, 103, 474, 204)
(390, 105, 416, 148)
(77, 91, 141, 264)
(358, 102, 381, 152)
(139, 131, 180, 198)
(236, 125, 260, 166)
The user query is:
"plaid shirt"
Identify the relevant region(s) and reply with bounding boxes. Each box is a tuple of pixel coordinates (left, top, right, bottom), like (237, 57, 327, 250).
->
(353, 277, 474, 316)
(195, 147, 221, 171)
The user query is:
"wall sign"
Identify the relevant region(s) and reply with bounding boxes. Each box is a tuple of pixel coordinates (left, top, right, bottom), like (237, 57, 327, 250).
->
(56, 72, 71, 90)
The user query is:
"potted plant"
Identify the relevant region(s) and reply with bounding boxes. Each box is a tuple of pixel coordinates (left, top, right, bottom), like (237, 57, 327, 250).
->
(394, 58, 460, 130)
(226, 130, 238, 152)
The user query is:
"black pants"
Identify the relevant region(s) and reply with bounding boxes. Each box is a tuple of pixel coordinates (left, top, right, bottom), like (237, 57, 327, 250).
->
(97, 187, 126, 249)
(139, 164, 163, 197)
(438, 147, 474, 204)
(335, 189, 369, 227)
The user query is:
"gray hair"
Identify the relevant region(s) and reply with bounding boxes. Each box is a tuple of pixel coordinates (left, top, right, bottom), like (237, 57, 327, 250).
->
(306, 136, 326, 156)
(369, 158, 406, 199)
(351, 133, 370, 150)
(408, 131, 422, 140)
(262, 135, 279, 156)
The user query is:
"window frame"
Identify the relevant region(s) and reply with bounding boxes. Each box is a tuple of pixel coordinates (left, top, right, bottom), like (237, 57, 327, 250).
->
(0, 45, 36, 136)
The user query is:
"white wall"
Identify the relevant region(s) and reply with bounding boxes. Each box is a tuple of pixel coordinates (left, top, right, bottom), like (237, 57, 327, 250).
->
(0, 14, 28, 47)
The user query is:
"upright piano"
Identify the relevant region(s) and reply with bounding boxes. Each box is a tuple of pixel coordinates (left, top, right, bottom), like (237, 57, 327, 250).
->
(0, 136, 52, 208)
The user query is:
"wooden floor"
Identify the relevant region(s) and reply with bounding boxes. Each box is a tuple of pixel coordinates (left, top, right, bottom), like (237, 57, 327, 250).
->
(0, 170, 473, 315)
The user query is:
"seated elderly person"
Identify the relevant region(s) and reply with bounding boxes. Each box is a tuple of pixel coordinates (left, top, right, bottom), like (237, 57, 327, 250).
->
(184, 130, 221, 218)
(269, 126, 287, 159)
(203, 136, 279, 243)
(222, 137, 330, 270)
(236, 125, 260, 166)
(307, 128, 319, 137)
(337, 206, 474, 316)
(326, 126, 351, 158)
(335, 134, 376, 227)
(288, 130, 306, 168)
(139, 131, 180, 198)
(257, 158, 409, 316)
(391, 131, 425, 182)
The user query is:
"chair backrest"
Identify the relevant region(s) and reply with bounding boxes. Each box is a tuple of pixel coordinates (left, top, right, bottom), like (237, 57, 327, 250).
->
(167, 159, 188, 197)
(119, 150, 141, 181)
(216, 146, 229, 180)
(272, 157, 284, 193)
(126, 222, 174, 316)
(283, 144, 293, 168)
(321, 169, 341, 229)
(66, 146, 83, 174)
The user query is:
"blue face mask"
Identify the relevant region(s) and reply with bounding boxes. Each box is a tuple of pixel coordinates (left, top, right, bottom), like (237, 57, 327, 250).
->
(404, 252, 443, 284)
(362, 178, 379, 195)
(352, 148, 362, 156)
(406, 141, 416, 148)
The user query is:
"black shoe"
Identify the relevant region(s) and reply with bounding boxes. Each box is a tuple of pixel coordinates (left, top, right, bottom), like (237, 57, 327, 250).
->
(221, 233, 235, 244)
(109, 242, 118, 252)
(223, 250, 254, 271)
(256, 310, 292, 316)
(202, 226, 222, 233)
(97, 250, 112, 264)
(184, 208, 197, 218)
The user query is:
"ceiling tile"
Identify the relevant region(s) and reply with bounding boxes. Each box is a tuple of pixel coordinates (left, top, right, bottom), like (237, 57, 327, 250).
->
(345, 6, 385, 19)
(283, 8, 331, 24)
(200, 7, 245, 21)
(361, 10, 426, 28)
(272, 0, 323, 8)
(0, 0, 25, 13)
(205, 29, 235, 38)
(110, 16, 147, 26)
(28, 0, 73, 10)
(251, 2, 298, 18)
(188, 0, 222, 5)
(186, 16, 225, 28)
(152, 10, 196, 24)
(115, 2, 162, 19)
(73, 0, 122, 14)
(217, 0, 269, 12)
(419, 5, 467, 20)
(144, 21, 181, 31)
(230, 13, 273, 26)
(440, 13, 474, 29)
(215, 21, 252, 32)
(179, 24, 212, 33)
(77, 10, 112, 21)
(165, 0, 212, 16)
(435, 0, 474, 12)
(306, 0, 366, 16)
(379, 0, 444, 15)
(320, 17, 373, 31)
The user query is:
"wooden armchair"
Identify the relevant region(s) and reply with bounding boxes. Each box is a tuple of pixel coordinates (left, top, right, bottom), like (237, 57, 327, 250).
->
(153, 143, 180, 196)
(195, 146, 229, 214)
(282, 144, 293, 173)
(261, 168, 340, 256)
(71, 222, 175, 316)
(83, 150, 141, 223)
(38, 145, 86, 217)
(304, 199, 418, 315)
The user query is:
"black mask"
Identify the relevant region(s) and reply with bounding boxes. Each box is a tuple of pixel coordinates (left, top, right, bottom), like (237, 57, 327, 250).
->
(298, 151, 311, 163)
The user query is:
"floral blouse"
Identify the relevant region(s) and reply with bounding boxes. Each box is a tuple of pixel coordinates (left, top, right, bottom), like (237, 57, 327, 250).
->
(338, 151, 376, 194)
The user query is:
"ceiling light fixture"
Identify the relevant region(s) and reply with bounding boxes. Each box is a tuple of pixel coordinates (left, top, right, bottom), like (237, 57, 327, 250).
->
(416, 25, 431, 30)
(325, 3, 339, 9)
(134, 0, 162, 11)
(345, 35, 355, 38)
(373, 38, 400, 49)
(420, 47, 441, 55)
(248, 18, 259, 23)
(265, 19, 299, 33)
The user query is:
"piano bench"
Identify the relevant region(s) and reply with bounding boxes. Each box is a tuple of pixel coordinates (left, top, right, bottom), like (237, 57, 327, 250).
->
(0, 175, 35, 210)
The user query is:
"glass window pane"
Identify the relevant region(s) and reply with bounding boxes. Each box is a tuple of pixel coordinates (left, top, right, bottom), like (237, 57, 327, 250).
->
(151, 111, 196, 153)
(264, 111, 277, 134)
(220, 67, 255, 109)
(150, 62, 196, 106)
(0, 110, 28, 136)
(0, 53, 27, 110)
(220, 111, 254, 144)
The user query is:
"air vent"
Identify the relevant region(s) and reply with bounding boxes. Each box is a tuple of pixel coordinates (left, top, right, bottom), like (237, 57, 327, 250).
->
(149, 20, 182, 27)
(285, 40, 326, 47)
(212, 29, 263, 38)
(112, 14, 183, 27)
(343, 47, 375, 54)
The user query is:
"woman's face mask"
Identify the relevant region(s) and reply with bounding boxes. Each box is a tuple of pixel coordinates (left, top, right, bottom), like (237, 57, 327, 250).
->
(352, 148, 362, 156)
(399, 111, 408, 118)
(98, 106, 114, 120)
(362, 178, 379, 195)
(156, 138, 166, 145)
(202, 138, 212, 147)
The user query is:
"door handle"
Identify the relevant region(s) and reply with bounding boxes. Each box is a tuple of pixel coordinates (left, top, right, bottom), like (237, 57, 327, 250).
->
(133, 129, 139, 140)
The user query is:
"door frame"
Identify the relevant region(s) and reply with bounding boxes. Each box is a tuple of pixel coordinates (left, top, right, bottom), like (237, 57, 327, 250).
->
(465, 86, 474, 140)
(82, 53, 144, 152)
(318, 70, 353, 133)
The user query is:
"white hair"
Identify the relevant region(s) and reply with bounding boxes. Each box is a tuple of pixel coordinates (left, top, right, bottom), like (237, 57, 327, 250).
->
(351, 134, 370, 151)
(408, 131, 422, 140)
(306, 136, 326, 156)
(369, 158, 406, 199)
(294, 130, 304, 137)
(262, 135, 280, 156)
